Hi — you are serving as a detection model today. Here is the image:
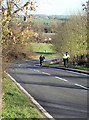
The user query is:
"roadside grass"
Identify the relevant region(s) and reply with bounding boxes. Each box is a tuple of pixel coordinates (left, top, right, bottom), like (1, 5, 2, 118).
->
(1, 73, 45, 119)
(67, 65, 89, 70)
(44, 63, 89, 71)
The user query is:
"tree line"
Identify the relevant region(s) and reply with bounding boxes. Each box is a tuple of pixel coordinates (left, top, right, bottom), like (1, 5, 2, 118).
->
(52, 12, 88, 67)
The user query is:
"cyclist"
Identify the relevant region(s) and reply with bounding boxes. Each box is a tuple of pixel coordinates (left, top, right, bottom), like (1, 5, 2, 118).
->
(63, 52, 70, 67)
(39, 55, 45, 66)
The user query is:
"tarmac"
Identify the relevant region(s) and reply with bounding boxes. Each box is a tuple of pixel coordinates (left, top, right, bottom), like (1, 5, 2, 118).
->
(43, 65, 89, 75)
(1, 64, 89, 119)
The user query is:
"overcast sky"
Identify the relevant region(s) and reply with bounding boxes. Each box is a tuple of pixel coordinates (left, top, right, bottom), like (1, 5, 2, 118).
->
(34, 0, 87, 15)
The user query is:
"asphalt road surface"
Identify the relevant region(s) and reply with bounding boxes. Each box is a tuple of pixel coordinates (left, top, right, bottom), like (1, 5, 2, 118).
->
(7, 59, 88, 119)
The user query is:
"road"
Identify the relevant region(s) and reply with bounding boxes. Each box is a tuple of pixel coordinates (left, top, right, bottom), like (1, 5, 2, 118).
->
(7, 58, 88, 119)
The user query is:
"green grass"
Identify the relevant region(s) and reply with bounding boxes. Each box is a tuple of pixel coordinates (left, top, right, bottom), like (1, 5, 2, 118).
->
(32, 17, 60, 25)
(30, 43, 55, 53)
(44, 63, 89, 70)
(67, 65, 89, 70)
(1, 73, 45, 119)
(23, 43, 56, 57)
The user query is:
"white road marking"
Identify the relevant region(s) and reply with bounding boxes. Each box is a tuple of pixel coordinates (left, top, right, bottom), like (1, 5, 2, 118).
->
(65, 70, 88, 76)
(19, 64, 21, 67)
(75, 84, 89, 90)
(55, 76, 89, 90)
(34, 70, 40, 72)
(34, 64, 40, 67)
(34, 68, 88, 90)
(55, 76, 68, 82)
(48, 68, 88, 76)
(5, 71, 55, 120)
(34, 63, 88, 76)
(34, 69, 51, 75)
(41, 72, 51, 75)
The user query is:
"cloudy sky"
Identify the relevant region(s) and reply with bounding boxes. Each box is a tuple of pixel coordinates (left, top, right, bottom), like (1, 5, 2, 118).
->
(34, 0, 87, 15)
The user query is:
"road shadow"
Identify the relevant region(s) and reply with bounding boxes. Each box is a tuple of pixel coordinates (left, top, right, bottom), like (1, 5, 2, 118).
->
(9, 71, 88, 79)
(35, 52, 56, 55)
(34, 99, 87, 119)
(9, 73, 87, 90)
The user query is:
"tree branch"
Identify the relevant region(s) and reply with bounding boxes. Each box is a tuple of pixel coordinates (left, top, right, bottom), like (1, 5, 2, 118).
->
(11, 1, 30, 16)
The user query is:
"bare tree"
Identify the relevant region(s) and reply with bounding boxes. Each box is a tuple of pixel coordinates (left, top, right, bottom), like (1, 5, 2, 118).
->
(1, 0, 37, 61)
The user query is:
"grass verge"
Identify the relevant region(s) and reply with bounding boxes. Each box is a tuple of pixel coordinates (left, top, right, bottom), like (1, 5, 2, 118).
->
(67, 65, 89, 70)
(44, 63, 89, 71)
(1, 73, 45, 119)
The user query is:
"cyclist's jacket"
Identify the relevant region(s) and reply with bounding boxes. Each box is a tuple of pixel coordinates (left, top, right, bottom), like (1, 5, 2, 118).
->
(39, 56, 45, 62)
(63, 54, 70, 59)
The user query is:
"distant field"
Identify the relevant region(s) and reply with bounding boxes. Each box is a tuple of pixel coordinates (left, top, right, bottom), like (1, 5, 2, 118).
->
(31, 43, 55, 53)
(32, 17, 60, 25)
(23, 43, 56, 56)
(12, 16, 62, 25)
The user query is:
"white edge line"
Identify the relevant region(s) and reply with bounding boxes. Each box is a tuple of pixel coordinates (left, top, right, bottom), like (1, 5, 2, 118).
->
(49, 68, 88, 76)
(4, 71, 55, 120)
(65, 70, 88, 76)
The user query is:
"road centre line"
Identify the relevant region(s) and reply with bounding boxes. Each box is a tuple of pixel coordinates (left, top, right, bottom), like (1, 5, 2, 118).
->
(34, 69, 51, 75)
(55, 76, 68, 82)
(35, 64, 88, 76)
(41, 72, 51, 75)
(55, 76, 88, 90)
(34, 69, 68, 81)
(33, 69, 88, 90)
(34, 69, 40, 72)
(75, 84, 89, 90)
